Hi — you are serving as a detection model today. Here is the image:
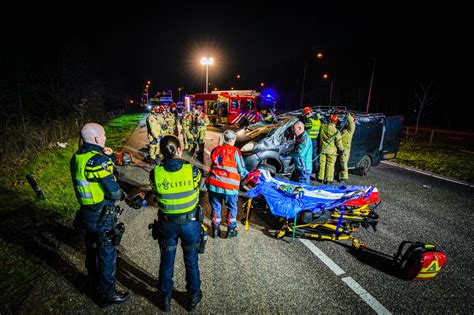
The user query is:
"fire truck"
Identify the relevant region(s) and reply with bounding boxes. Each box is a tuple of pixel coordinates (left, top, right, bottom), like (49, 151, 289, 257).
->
(189, 90, 261, 127)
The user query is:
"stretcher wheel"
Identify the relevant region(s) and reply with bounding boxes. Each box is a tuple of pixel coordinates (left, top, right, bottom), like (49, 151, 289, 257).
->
(275, 229, 286, 239)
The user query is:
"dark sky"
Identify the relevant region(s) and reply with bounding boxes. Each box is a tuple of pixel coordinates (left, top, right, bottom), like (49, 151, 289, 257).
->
(2, 2, 471, 128)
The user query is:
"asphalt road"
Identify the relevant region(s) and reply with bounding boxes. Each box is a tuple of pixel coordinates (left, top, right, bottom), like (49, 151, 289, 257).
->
(115, 117, 474, 313)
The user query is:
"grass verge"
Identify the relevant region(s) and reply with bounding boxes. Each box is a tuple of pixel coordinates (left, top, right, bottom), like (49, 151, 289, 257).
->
(394, 139, 474, 183)
(0, 113, 143, 313)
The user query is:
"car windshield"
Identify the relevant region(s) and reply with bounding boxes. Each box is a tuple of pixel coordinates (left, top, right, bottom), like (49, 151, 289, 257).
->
(244, 116, 295, 139)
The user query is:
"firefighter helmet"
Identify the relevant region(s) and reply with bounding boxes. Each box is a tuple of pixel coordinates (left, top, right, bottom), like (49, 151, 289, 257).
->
(329, 114, 339, 123)
(303, 106, 312, 115)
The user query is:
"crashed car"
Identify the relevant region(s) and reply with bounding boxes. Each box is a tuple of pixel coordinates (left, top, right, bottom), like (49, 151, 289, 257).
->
(235, 107, 403, 175)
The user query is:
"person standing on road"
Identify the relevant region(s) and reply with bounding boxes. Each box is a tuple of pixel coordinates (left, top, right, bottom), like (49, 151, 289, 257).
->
(194, 105, 210, 162)
(286, 121, 313, 184)
(300, 106, 321, 177)
(146, 107, 163, 164)
(181, 109, 195, 152)
(206, 130, 249, 238)
(318, 114, 343, 184)
(71, 123, 131, 307)
(149, 135, 203, 312)
(338, 112, 356, 183)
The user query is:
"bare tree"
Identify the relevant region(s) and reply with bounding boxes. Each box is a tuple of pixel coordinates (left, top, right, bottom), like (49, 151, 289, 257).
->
(414, 81, 438, 135)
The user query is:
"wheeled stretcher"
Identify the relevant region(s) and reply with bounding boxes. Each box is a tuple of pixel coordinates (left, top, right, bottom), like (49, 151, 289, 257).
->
(243, 169, 381, 249)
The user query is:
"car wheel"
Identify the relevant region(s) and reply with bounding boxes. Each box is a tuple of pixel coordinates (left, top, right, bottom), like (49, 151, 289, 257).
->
(260, 163, 276, 176)
(356, 155, 371, 173)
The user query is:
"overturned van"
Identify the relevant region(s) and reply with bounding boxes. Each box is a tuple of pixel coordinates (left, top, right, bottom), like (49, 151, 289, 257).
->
(235, 108, 404, 175)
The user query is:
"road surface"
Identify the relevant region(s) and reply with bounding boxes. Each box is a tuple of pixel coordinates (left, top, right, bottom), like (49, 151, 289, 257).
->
(113, 116, 474, 313)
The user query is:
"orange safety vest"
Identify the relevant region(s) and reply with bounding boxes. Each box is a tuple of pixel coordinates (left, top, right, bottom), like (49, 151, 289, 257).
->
(206, 145, 241, 191)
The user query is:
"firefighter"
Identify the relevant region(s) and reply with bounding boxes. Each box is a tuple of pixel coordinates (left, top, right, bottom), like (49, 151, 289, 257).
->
(71, 123, 130, 307)
(285, 121, 313, 184)
(159, 106, 169, 136)
(195, 105, 209, 145)
(165, 106, 176, 136)
(258, 108, 274, 124)
(300, 106, 321, 176)
(149, 135, 202, 312)
(338, 112, 356, 182)
(146, 107, 163, 164)
(318, 114, 343, 184)
(206, 130, 249, 238)
(181, 108, 195, 151)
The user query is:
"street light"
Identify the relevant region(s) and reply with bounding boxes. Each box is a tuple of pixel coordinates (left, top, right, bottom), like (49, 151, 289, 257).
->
(260, 82, 265, 87)
(178, 86, 184, 102)
(200, 57, 214, 93)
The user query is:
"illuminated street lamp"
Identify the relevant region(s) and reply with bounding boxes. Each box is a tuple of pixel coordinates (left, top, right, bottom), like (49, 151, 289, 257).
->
(147, 80, 151, 85)
(260, 82, 265, 87)
(236, 74, 241, 79)
(178, 86, 184, 102)
(200, 57, 214, 93)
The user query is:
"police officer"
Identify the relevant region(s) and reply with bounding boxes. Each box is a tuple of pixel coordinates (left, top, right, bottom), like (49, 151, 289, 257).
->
(338, 112, 356, 182)
(206, 130, 249, 238)
(71, 123, 130, 307)
(318, 114, 344, 184)
(149, 135, 202, 312)
(286, 121, 313, 184)
(300, 106, 321, 176)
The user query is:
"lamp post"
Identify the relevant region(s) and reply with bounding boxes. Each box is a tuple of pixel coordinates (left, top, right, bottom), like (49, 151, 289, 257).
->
(366, 57, 376, 113)
(200, 57, 214, 93)
(178, 86, 183, 102)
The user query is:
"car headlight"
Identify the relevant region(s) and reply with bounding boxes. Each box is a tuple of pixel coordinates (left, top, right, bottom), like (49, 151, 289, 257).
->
(241, 141, 256, 152)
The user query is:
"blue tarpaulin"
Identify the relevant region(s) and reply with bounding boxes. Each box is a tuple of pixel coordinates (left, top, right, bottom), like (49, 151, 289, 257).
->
(246, 171, 374, 218)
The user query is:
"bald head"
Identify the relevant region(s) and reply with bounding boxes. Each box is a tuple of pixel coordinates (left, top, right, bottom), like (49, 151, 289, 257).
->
(81, 123, 106, 147)
(293, 121, 305, 136)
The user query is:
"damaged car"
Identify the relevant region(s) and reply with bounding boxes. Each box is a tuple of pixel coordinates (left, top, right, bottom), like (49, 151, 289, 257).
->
(235, 108, 403, 176)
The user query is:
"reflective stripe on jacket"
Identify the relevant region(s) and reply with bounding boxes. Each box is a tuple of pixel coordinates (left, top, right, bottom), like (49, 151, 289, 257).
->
(153, 164, 199, 214)
(73, 150, 109, 205)
(206, 145, 242, 192)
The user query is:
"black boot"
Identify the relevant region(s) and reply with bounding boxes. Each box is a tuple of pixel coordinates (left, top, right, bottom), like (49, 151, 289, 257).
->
(226, 227, 238, 239)
(212, 225, 220, 238)
(99, 290, 131, 308)
(188, 290, 202, 311)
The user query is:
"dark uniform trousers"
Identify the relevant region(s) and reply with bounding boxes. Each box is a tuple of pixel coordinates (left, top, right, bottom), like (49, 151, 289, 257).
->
(81, 206, 117, 299)
(157, 219, 201, 299)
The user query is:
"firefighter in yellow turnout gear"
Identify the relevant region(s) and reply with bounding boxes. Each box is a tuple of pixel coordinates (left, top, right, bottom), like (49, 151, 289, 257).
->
(194, 106, 209, 145)
(182, 110, 195, 151)
(318, 114, 343, 184)
(338, 113, 356, 182)
(146, 107, 164, 163)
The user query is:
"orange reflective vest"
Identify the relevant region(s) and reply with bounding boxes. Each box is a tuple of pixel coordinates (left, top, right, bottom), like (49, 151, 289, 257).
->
(206, 145, 241, 191)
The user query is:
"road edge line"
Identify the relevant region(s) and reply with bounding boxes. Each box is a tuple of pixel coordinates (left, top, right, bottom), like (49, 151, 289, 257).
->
(341, 276, 392, 315)
(381, 161, 474, 188)
(299, 239, 345, 276)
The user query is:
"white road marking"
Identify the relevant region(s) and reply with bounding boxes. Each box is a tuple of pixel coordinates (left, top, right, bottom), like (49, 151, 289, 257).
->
(381, 161, 474, 188)
(299, 239, 391, 314)
(341, 277, 392, 315)
(299, 239, 345, 276)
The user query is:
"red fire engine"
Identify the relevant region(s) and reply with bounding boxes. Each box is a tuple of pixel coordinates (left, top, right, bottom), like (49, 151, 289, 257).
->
(187, 90, 261, 126)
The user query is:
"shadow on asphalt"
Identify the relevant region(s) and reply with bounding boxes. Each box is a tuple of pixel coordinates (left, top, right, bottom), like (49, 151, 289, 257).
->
(334, 241, 403, 279)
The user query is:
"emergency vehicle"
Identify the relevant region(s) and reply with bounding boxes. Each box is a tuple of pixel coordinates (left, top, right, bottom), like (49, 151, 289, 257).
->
(187, 90, 264, 126)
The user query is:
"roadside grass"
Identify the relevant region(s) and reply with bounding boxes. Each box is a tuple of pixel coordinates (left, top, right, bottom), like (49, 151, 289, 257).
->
(394, 139, 474, 183)
(0, 113, 143, 313)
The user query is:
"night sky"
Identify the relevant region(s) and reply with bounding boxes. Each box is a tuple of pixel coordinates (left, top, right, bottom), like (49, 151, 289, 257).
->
(2, 2, 471, 129)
